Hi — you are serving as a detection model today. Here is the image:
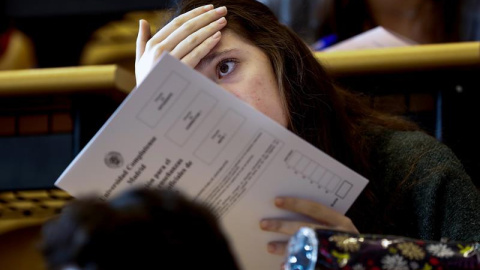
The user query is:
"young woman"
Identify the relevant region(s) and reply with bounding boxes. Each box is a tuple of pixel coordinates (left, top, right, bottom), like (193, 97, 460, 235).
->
(135, 0, 480, 255)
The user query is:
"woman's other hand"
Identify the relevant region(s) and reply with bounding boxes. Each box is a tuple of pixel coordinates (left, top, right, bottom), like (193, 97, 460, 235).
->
(260, 197, 359, 255)
(135, 5, 227, 85)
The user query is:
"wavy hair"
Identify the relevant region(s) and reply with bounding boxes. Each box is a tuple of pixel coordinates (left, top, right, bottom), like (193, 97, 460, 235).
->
(174, 0, 419, 232)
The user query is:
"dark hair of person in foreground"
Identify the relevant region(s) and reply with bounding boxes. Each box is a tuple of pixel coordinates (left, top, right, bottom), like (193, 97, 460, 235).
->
(41, 188, 240, 270)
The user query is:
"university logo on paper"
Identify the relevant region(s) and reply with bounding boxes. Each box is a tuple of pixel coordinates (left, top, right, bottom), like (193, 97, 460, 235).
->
(104, 151, 124, 169)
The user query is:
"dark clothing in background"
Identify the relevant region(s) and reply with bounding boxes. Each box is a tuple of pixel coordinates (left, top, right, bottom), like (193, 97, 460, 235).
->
(460, 0, 480, 40)
(258, 0, 322, 43)
(349, 128, 480, 241)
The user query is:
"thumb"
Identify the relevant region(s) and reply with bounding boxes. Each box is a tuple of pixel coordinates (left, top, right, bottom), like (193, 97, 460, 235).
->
(136, 19, 152, 64)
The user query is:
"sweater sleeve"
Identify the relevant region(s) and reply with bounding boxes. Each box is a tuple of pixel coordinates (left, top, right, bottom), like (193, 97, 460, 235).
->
(383, 131, 480, 241)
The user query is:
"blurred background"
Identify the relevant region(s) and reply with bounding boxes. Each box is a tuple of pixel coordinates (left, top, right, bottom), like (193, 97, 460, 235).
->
(0, 0, 479, 230)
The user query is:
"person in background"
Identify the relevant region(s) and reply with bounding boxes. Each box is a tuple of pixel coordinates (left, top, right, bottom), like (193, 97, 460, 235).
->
(0, 0, 36, 69)
(41, 188, 240, 270)
(315, 0, 480, 49)
(135, 0, 480, 256)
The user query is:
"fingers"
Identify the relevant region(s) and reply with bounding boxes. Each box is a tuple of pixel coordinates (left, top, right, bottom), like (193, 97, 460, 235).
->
(157, 6, 227, 53)
(260, 219, 328, 235)
(180, 31, 222, 67)
(148, 4, 213, 46)
(148, 5, 227, 52)
(135, 5, 227, 85)
(274, 197, 349, 228)
(136, 19, 151, 64)
(267, 241, 287, 255)
(261, 198, 359, 256)
(171, 17, 226, 60)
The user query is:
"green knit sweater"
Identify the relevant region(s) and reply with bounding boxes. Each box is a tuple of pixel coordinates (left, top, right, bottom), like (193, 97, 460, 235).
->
(348, 129, 480, 242)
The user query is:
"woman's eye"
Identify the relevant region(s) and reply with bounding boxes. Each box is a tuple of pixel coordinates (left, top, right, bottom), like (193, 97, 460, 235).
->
(216, 60, 237, 78)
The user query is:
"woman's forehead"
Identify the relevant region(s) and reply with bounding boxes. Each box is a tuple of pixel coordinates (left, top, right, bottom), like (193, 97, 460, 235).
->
(217, 29, 257, 51)
(195, 31, 246, 70)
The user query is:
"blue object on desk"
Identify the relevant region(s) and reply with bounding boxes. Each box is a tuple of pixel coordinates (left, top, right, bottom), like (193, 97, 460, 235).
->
(312, 34, 338, 51)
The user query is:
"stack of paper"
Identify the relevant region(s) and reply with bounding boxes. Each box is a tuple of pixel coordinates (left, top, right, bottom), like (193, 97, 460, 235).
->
(56, 53, 368, 269)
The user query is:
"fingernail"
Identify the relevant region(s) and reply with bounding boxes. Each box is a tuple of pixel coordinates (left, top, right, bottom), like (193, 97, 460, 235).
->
(267, 243, 276, 253)
(217, 17, 226, 24)
(213, 31, 221, 39)
(203, 4, 213, 10)
(215, 6, 227, 14)
(260, 220, 270, 229)
(275, 197, 285, 207)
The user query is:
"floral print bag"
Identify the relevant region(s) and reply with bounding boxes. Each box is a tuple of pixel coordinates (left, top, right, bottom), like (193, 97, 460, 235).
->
(285, 228, 480, 270)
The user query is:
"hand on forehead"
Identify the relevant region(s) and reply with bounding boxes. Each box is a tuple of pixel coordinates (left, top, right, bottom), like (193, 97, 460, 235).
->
(135, 5, 228, 84)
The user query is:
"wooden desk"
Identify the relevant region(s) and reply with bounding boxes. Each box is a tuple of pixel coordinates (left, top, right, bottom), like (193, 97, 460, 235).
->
(0, 65, 135, 191)
(0, 223, 46, 270)
(0, 66, 127, 255)
(0, 65, 135, 97)
(315, 42, 480, 76)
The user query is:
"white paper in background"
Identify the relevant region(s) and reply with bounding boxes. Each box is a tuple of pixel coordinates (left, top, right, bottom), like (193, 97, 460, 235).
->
(56, 53, 369, 270)
(324, 26, 416, 52)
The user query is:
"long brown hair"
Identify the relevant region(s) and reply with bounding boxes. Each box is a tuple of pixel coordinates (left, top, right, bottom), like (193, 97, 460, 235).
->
(175, 0, 416, 176)
(174, 0, 419, 232)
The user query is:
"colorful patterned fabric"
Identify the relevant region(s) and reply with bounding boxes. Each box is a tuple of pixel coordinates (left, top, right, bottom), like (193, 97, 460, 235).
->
(313, 229, 480, 270)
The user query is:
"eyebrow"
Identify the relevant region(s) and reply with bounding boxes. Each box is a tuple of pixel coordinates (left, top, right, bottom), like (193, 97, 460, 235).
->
(197, 49, 238, 68)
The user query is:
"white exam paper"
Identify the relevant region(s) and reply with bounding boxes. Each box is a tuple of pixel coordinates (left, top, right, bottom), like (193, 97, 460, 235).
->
(56, 53, 369, 270)
(324, 26, 416, 52)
